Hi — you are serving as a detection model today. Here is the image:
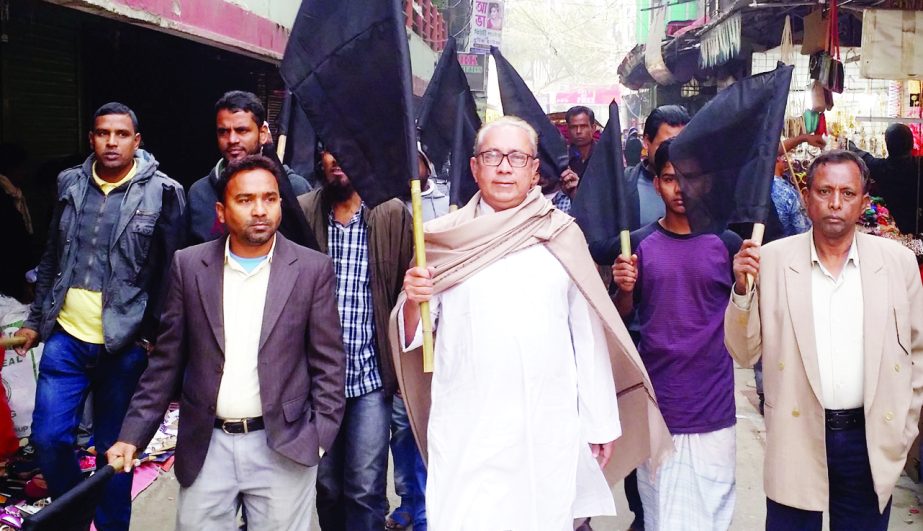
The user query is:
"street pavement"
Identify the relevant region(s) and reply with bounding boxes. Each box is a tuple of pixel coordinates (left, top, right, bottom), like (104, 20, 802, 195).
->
(129, 364, 923, 530)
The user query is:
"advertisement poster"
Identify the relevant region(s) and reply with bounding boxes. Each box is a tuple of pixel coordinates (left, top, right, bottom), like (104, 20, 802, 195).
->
(469, 0, 504, 52)
(458, 53, 488, 92)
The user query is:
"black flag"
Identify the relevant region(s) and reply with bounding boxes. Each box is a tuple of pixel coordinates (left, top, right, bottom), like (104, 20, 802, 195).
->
(277, 91, 318, 185)
(449, 92, 480, 208)
(490, 47, 568, 186)
(280, 0, 418, 207)
(261, 143, 321, 251)
(670, 64, 794, 234)
(571, 101, 629, 248)
(417, 37, 481, 174)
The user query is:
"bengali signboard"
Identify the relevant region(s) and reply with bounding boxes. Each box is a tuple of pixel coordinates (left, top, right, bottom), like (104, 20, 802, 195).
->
(458, 53, 487, 92)
(554, 87, 621, 105)
(469, 0, 504, 52)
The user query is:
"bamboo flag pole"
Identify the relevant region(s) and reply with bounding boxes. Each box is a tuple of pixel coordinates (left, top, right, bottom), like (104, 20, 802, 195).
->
(409, 178, 435, 373)
(619, 230, 631, 259)
(747, 222, 765, 291)
(276, 135, 287, 159)
(0, 336, 26, 348)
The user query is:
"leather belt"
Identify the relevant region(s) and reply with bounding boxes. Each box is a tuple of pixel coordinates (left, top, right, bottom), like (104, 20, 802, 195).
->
(214, 416, 264, 434)
(825, 408, 864, 431)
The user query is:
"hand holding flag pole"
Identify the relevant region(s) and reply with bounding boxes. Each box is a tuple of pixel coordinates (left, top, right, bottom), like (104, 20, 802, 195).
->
(746, 223, 765, 291)
(276, 92, 294, 159)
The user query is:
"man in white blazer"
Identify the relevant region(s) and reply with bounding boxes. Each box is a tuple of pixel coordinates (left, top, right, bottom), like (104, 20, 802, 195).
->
(725, 149, 923, 531)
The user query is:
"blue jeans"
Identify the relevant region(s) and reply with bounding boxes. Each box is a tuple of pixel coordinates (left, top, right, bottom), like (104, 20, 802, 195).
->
(765, 423, 892, 531)
(31, 330, 148, 531)
(317, 389, 391, 531)
(390, 395, 427, 529)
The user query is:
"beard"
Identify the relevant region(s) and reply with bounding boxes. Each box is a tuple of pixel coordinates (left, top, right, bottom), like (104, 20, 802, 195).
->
(242, 220, 276, 246)
(322, 178, 356, 203)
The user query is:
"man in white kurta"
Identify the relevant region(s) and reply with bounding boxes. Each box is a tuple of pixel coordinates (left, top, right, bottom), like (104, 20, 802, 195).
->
(400, 117, 622, 530)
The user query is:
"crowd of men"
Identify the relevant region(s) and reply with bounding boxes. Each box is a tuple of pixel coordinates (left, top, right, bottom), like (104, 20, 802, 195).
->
(4, 92, 921, 531)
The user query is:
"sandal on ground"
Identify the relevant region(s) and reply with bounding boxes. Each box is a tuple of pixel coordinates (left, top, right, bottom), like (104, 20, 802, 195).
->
(385, 509, 412, 530)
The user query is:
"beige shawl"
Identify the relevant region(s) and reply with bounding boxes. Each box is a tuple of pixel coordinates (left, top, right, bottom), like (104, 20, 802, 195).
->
(388, 186, 673, 484)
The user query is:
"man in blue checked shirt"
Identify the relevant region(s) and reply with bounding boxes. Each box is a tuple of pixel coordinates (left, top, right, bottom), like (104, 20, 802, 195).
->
(298, 149, 414, 530)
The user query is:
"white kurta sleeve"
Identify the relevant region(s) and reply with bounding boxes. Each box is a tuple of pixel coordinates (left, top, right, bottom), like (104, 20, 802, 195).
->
(569, 282, 622, 444)
(397, 294, 441, 351)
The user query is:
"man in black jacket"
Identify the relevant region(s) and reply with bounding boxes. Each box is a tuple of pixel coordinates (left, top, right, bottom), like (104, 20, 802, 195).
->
(187, 90, 312, 244)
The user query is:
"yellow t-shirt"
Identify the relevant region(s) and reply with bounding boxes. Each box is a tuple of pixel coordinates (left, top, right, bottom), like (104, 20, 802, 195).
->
(56, 162, 137, 344)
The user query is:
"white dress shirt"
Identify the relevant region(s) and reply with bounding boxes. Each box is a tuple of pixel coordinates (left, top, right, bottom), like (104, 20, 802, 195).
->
(215, 237, 274, 419)
(810, 236, 864, 410)
(730, 234, 865, 409)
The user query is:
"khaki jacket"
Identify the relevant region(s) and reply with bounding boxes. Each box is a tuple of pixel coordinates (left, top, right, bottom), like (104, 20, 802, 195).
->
(725, 231, 923, 512)
(299, 190, 414, 396)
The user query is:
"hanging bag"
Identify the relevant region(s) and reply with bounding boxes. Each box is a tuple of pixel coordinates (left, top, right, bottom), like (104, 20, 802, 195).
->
(826, 0, 845, 93)
(861, 9, 923, 79)
(802, 8, 828, 55)
(810, 80, 833, 112)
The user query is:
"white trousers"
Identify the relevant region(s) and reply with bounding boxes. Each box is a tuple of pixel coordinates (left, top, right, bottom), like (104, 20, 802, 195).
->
(637, 426, 736, 531)
(176, 428, 317, 531)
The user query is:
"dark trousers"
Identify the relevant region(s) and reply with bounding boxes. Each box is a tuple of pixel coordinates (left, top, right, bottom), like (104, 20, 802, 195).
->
(389, 395, 426, 530)
(317, 389, 392, 531)
(625, 469, 644, 527)
(765, 420, 892, 531)
(31, 330, 148, 531)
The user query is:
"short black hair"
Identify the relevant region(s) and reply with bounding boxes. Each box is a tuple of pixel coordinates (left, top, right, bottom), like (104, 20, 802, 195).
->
(565, 106, 595, 126)
(217, 154, 283, 202)
(215, 91, 266, 126)
(884, 123, 914, 158)
(643, 105, 691, 142)
(653, 137, 673, 177)
(93, 102, 139, 133)
(806, 149, 870, 193)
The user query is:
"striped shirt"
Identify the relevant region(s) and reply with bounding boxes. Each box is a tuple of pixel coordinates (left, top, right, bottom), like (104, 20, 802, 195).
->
(328, 205, 382, 397)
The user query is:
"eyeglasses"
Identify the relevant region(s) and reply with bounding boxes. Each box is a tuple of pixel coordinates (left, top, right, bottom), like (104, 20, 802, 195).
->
(476, 150, 534, 168)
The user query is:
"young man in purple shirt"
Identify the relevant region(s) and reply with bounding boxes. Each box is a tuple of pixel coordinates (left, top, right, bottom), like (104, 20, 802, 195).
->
(611, 138, 740, 530)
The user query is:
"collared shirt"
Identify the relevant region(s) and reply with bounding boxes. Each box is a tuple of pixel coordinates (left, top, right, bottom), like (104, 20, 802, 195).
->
(551, 190, 571, 214)
(732, 234, 866, 409)
(810, 234, 864, 409)
(215, 236, 275, 419)
(92, 161, 137, 194)
(328, 205, 382, 398)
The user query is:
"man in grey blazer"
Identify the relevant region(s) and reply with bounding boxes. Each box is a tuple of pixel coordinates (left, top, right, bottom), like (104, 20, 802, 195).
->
(107, 154, 346, 530)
